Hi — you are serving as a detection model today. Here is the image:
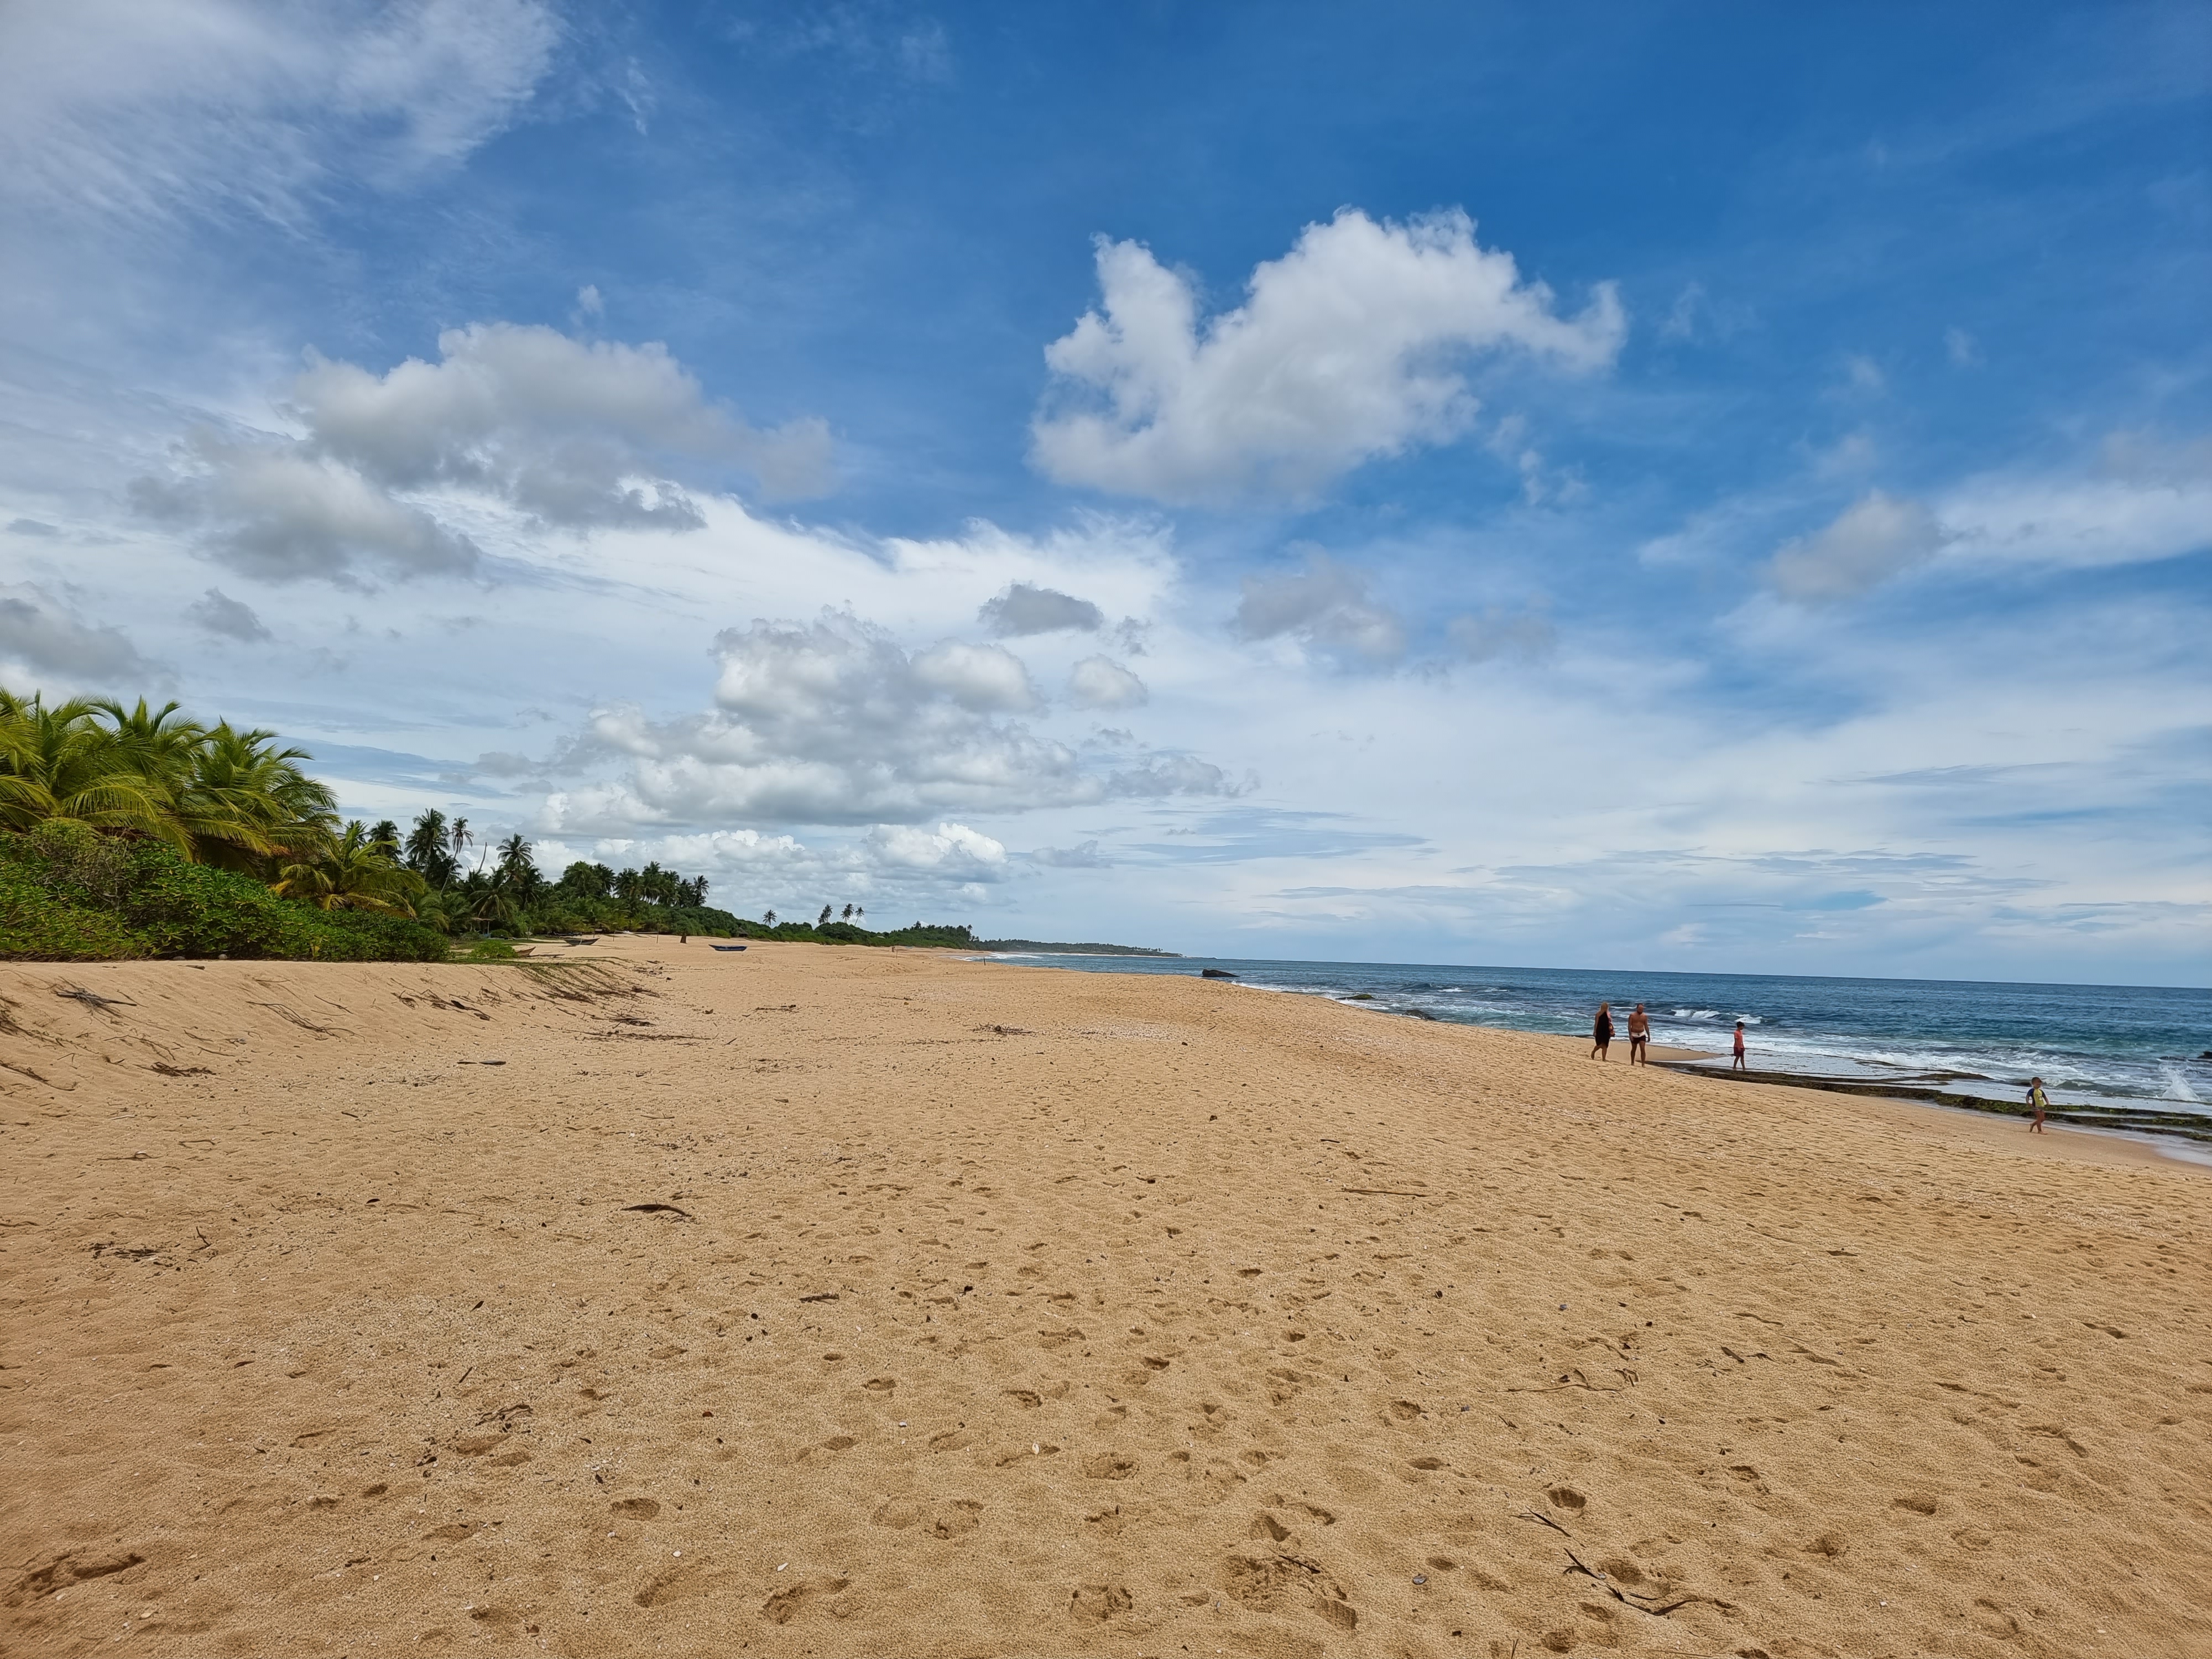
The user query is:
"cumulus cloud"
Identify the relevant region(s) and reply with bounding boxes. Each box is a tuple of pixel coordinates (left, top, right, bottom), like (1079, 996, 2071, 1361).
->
(863, 822, 1009, 881)
(910, 641, 1036, 711)
(1767, 491, 1947, 603)
(0, 582, 151, 684)
(132, 431, 480, 583)
(978, 582, 1104, 636)
(290, 322, 833, 510)
(0, 0, 559, 226)
(131, 321, 833, 583)
(1234, 550, 1406, 665)
(1031, 208, 1625, 505)
(536, 611, 1229, 830)
(186, 587, 272, 643)
(1067, 655, 1147, 709)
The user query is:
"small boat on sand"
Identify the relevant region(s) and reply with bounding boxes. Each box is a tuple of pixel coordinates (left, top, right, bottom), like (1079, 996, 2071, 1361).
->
(709, 944, 748, 952)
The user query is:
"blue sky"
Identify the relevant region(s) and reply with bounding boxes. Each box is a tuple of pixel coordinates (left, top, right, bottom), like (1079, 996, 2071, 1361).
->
(2, 1, 2206, 982)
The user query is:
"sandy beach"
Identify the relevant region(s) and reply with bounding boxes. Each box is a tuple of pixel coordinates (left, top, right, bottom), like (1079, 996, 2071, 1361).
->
(3, 939, 2208, 1658)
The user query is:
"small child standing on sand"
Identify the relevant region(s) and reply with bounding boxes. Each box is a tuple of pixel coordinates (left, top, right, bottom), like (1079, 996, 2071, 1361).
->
(1731, 1020, 1747, 1072)
(2026, 1076, 2049, 1133)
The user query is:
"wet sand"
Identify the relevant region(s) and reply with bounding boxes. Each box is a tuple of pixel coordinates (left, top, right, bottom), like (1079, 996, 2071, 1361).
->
(3, 940, 2208, 1657)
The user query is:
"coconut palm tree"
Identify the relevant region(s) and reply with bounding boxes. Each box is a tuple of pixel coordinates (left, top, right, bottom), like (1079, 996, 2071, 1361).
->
(182, 723, 336, 870)
(404, 809, 456, 885)
(0, 694, 181, 844)
(272, 821, 424, 914)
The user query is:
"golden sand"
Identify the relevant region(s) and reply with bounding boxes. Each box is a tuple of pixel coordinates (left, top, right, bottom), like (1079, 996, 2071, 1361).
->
(3, 940, 2208, 1658)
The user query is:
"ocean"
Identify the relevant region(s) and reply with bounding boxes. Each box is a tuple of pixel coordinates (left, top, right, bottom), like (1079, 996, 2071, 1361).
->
(980, 953, 2212, 1124)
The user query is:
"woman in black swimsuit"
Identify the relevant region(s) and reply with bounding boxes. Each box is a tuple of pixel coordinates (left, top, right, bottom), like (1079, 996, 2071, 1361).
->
(1591, 1001, 1614, 1061)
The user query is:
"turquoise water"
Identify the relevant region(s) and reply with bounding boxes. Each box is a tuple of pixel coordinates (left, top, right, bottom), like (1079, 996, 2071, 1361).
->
(983, 955, 2212, 1120)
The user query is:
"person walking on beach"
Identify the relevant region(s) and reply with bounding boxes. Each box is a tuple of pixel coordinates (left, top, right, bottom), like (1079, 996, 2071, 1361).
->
(2026, 1076, 2049, 1134)
(1731, 1020, 1748, 1072)
(1627, 1003, 1651, 1066)
(1591, 1001, 1614, 1061)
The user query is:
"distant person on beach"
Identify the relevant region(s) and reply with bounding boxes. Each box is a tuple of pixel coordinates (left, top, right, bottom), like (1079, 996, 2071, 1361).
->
(1627, 1003, 1651, 1065)
(1592, 1001, 1614, 1061)
(1731, 1020, 1747, 1072)
(2026, 1076, 2049, 1134)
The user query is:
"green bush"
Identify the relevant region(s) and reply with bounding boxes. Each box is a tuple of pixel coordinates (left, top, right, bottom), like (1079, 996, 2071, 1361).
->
(0, 823, 447, 962)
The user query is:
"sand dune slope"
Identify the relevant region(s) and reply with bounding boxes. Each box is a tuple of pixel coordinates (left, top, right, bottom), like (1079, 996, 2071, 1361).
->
(2, 942, 2208, 1658)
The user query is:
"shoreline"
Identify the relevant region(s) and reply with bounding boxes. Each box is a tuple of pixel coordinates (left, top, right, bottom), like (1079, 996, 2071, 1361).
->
(5, 938, 2209, 1656)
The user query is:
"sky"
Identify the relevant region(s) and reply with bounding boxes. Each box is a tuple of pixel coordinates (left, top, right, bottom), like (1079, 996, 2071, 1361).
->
(1, 1, 2206, 984)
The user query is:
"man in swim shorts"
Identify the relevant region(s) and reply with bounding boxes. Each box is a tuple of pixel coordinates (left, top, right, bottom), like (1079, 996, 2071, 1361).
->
(1627, 1003, 1651, 1065)
(1731, 1020, 1747, 1072)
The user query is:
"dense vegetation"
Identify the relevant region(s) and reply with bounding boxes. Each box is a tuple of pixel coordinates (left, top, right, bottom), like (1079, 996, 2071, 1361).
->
(1, 822, 447, 962)
(0, 688, 1078, 962)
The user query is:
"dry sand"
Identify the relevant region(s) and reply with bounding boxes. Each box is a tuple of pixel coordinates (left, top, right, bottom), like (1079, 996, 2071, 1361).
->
(3, 940, 2209, 1658)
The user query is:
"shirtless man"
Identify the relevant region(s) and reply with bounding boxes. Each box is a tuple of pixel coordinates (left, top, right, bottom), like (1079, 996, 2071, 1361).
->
(1627, 1003, 1651, 1065)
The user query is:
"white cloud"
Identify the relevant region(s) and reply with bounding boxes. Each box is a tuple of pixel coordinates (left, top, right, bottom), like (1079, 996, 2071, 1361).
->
(132, 429, 481, 583)
(1940, 440, 2211, 571)
(187, 587, 272, 643)
(290, 322, 832, 510)
(1767, 491, 1946, 603)
(1067, 655, 1147, 709)
(536, 611, 1229, 830)
(1234, 550, 1406, 665)
(0, 0, 558, 226)
(1031, 208, 1624, 505)
(978, 582, 1104, 635)
(863, 821, 1009, 880)
(1945, 326, 1980, 367)
(910, 641, 1036, 711)
(1447, 606, 1556, 664)
(0, 582, 153, 686)
(129, 321, 833, 583)
(1032, 839, 1110, 868)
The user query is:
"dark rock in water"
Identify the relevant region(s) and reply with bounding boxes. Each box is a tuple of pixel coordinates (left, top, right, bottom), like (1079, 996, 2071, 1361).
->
(2201, 1050, 2212, 1061)
(1201, 968, 1238, 980)
(1345, 992, 1376, 1001)
(1406, 1007, 1438, 1020)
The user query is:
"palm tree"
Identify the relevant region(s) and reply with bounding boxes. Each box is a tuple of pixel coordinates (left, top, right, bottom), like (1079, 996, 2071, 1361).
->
(272, 821, 424, 914)
(0, 695, 181, 845)
(181, 723, 335, 870)
(404, 809, 447, 875)
(449, 815, 473, 874)
(763, 909, 777, 927)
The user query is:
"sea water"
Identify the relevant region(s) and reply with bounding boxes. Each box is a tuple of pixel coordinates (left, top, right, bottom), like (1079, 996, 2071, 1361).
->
(982, 955, 2212, 1121)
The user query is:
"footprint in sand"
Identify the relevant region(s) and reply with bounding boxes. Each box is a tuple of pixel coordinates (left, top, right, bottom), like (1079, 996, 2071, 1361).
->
(610, 1499, 660, 1519)
(1068, 1583, 1133, 1623)
(862, 1377, 896, 1394)
(1082, 1453, 1136, 1480)
(761, 1575, 849, 1625)
(1893, 1494, 1938, 1515)
(1546, 1486, 1587, 1512)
